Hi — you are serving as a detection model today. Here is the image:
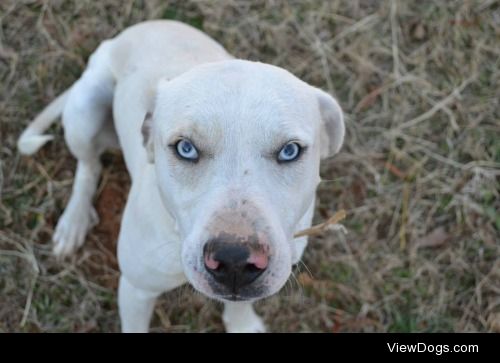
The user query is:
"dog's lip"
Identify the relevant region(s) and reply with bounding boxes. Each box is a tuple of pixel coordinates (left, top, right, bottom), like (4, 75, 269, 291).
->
(200, 281, 264, 302)
(224, 294, 246, 302)
(201, 267, 270, 300)
(215, 294, 256, 302)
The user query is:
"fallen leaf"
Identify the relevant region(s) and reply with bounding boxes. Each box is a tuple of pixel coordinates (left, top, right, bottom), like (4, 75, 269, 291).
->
(488, 313, 500, 333)
(355, 86, 384, 111)
(385, 161, 406, 180)
(414, 227, 450, 249)
(297, 272, 314, 287)
(412, 23, 426, 40)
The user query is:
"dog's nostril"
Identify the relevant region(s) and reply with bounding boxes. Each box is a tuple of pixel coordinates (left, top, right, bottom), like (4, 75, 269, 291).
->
(204, 253, 220, 271)
(245, 263, 264, 274)
(212, 262, 226, 273)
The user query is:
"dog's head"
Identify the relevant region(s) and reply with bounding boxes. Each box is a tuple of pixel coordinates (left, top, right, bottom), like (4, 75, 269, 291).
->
(142, 60, 344, 302)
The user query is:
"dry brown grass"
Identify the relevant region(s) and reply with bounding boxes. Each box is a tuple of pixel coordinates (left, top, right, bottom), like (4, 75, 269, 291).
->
(1, 0, 499, 332)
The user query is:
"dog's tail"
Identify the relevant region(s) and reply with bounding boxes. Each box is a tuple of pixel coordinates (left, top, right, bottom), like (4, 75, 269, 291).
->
(17, 89, 70, 155)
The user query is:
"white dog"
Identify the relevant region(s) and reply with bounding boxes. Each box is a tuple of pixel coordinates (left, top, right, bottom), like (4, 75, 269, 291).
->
(18, 20, 344, 333)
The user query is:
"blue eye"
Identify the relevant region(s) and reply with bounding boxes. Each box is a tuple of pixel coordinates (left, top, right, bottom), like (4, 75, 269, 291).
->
(278, 142, 301, 162)
(175, 139, 199, 160)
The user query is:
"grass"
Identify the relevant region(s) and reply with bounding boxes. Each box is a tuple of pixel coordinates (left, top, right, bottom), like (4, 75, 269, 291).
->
(1, 0, 499, 332)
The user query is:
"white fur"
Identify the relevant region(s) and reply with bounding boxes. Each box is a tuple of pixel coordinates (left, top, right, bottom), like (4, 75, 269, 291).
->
(17, 90, 69, 155)
(18, 20, 344, 333)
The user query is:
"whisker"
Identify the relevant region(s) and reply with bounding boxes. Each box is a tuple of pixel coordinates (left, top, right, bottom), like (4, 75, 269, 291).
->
(298, 259, 314, 279)
(289, 269, 305, 301)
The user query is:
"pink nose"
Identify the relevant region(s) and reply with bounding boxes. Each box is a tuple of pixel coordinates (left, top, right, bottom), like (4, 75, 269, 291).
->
(203, 241, 269, 292)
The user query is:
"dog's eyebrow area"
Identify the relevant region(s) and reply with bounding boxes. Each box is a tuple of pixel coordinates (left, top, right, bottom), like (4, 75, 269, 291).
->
(161, 120, 315, 154)
(161, 122, 212, 150)
(267, 124, 314, 150)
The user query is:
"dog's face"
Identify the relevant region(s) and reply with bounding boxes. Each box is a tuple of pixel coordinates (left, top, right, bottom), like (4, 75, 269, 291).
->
(143, 60, 344, 302)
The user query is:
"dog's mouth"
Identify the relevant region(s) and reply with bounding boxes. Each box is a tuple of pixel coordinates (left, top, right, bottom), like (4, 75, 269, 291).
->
(216, 294, 253, 302)
(199, 258, 271, 302)
(186, 252, 289, 302)
(202, 286, 269, 302)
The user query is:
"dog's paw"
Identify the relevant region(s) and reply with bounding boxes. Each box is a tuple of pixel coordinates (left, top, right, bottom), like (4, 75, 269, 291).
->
(53, 205, 98, 258)
(223, 307, 267, 333)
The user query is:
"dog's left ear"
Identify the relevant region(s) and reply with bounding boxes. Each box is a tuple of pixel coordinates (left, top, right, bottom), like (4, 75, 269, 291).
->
(312, 88, 345, 159)
(142, 112, 155, 163)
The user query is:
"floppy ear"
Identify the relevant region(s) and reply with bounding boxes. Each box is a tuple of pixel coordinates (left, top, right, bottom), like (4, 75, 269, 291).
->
(141, 112, 155, 163)
(313, 88, 345, 159)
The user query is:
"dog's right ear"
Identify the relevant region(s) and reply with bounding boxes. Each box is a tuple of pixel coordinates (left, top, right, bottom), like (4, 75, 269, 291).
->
(141, 112, 154, 163)
(312, 88, 345, 159)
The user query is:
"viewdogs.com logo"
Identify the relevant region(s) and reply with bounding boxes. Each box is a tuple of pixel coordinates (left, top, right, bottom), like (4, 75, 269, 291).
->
(387, 343, 479, 355)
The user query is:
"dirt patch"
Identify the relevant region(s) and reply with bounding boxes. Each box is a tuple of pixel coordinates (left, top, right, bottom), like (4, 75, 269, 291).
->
(85, 153, 130, 290)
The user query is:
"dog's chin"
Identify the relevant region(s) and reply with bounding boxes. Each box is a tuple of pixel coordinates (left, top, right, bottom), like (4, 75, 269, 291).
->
(188, 280, 269, 303)
(186, 271, 289, 303)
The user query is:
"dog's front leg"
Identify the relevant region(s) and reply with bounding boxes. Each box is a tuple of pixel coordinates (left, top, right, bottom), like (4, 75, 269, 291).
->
(223, 302, 266, 333)
(118, 276, 160, 333)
